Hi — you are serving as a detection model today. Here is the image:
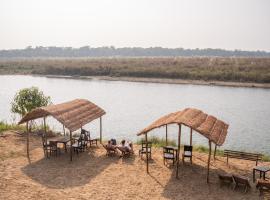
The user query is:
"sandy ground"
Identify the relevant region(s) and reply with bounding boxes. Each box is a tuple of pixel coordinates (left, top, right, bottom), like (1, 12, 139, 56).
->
(0, 131, 268, 200)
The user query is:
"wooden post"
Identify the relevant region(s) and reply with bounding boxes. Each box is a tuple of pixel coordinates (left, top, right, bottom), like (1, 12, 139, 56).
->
(26, 121, 30, 159)
(100, 117, 102, 143)
(190, 128, 193, 146)
(176, 124, 181, 179)
(146, 133, 149, 173)
(43, 117, 48, 158)
(63, 124, 66, 136)
(207, 140, 212, 183)
(214, 144, 217, 160)
(165, 124, 168, 146)
(70, 131, 73, 161)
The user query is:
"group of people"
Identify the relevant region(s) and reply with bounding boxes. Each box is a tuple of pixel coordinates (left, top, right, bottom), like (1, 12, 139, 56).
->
(105, 139, 134, 156)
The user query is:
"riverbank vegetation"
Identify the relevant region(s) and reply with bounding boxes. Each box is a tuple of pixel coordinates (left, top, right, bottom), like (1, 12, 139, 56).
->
(1, 57, 270, 83)
(0, 121, 25, 134)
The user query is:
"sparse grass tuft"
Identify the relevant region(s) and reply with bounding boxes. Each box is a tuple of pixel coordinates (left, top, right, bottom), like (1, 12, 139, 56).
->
(136, 136, 176, 147)
(262, 155, 270, 162)
(193, 145, 224, 156)
(0, 121, 26, 133)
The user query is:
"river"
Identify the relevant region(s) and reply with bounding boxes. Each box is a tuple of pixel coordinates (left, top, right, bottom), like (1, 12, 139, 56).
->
(0, 75, 269, 154)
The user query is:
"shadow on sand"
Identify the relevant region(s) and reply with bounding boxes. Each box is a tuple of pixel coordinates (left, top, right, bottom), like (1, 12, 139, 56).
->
(22, 148, 119, 189)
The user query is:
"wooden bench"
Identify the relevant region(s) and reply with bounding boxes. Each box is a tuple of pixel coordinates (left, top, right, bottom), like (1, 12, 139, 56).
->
(224, 149, 262, 166)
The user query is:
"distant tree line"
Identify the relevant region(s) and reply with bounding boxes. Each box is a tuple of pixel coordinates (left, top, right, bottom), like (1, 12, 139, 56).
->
(0, 46, 270, 58)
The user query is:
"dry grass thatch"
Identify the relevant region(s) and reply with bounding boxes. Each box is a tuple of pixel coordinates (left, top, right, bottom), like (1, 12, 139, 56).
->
(137, 108, 228, 146)
(18, 99, 105, 132)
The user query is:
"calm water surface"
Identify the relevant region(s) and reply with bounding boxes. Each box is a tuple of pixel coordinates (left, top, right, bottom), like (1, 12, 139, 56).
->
(0, 75, 270, 154)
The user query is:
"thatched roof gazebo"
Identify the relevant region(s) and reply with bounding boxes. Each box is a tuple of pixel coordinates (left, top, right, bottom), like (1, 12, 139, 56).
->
(19, 99, 106, 161)
(137, 108, 229, 183)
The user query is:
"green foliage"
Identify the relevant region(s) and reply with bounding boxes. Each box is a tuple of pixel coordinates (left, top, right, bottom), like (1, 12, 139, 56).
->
(11, 87, 51, 116)
(0, 121, 26, 133)
(137, 136, 176, 147)
(1, 57, 270, 83)
(262, 155, 270, 162)
(193, 145, 224, 156)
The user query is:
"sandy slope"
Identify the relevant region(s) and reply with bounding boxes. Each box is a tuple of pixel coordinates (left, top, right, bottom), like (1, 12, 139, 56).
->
(0, 131, 267, 200)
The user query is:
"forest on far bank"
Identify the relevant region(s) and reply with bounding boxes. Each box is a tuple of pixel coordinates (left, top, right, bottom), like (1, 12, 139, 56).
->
(1, 46, 270, 58)
(0, 57, 270, 83)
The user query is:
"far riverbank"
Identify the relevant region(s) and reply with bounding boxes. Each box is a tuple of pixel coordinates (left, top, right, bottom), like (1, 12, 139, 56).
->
(40, 75, 270, 89)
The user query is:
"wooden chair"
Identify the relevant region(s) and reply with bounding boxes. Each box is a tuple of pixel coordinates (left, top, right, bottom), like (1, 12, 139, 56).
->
(72, 137, 84, 154)
(232, 174, 251, 193)
(80, 132, 88, 150)
(41, 135, 60, 157)
(163, 146, 176, 166)
(41, 135, 51, 158)
(256, 179, 270, 197)
(82, 129, 98, 147)
(139, 141, 152, 159)
(117, 144, 133, 157)
(102, 143, 118, 156)
(49, 141, 60, 156)
(218, 173, 233, 188)
(182, 145, 192, 164)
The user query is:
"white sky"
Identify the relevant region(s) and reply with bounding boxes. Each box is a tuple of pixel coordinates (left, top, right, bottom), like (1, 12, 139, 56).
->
(0, 0, 270, 51)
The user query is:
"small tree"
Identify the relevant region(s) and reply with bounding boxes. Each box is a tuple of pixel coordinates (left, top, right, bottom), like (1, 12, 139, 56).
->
(11, 87, 51, 117)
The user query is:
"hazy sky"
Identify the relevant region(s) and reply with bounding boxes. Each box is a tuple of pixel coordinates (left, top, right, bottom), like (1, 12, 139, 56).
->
(1, 0, 270, 51)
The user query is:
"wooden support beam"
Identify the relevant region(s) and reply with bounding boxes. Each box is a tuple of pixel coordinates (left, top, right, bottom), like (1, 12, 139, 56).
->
(100, 117, 102, 143)
(165, 124, 168, 146)
(207, 140, 212, 183)
(26, 121, 30, 159)
(145, 133, 149, 173)
(190, 128, 193, 146)
(70, 131, 73, 161)
(63, 124, 66, 136)
(214, 144, 217, 160)
(43, 117, 48, 158)
(176, 124, 181, 179)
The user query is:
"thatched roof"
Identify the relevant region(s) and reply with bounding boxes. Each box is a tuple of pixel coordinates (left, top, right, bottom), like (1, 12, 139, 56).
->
(137, 108, 229, 146)
(18, 99, 106, 132)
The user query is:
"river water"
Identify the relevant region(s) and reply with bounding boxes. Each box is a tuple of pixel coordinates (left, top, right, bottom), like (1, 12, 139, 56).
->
(0, 75, 269, 154)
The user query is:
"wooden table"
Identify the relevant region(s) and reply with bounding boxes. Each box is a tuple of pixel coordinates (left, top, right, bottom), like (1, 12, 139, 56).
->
(253, 166, 270, 182)
(48, 136, 70, 152)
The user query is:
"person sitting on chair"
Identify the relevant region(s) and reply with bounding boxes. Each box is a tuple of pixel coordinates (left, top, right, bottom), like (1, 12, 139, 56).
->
(118, 140, 134, 154)
(106, 140, 117, 150)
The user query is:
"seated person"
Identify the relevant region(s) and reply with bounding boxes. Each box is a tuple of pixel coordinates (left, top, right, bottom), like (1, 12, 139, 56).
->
(117, 139, 134, 154)
(106, 140, 117, 150)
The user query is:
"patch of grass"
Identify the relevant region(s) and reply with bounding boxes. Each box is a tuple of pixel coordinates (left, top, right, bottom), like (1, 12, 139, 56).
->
(0, 121, 26, 133)
(136, 136, 176, 147)
(193, 145, 224, 156)
(262, 155, 270, 162)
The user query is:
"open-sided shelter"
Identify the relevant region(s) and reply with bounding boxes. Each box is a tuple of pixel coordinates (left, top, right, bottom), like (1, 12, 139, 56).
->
(19, 99, 106, 161)
(137, 108, 229, 183)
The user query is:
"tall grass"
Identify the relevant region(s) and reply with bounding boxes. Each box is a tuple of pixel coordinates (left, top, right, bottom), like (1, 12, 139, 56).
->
(136, 136, 176, 147)
(0, 121, 53, 135)
(0, 121, 25, 133)
(1, 57, 270, 83)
